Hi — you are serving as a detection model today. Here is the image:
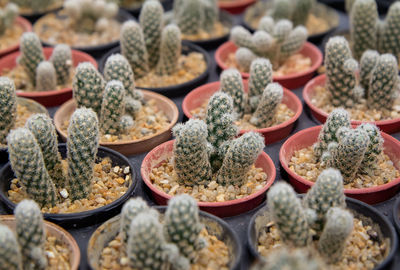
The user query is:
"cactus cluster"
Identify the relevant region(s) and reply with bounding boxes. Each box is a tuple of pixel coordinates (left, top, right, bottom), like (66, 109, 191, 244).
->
(120, 194, 205, 270)
(7, 108, 100, 207)
(324, 37, 400, 110)
(18, 33, 72, 90)
(73, 57, 143, 136)
(267, 168, 353, 264)
(0, 3, 18, 36)
(121, 1, 182, 78)
(11, 0, 57, 13)
(350, 0, 400, 60)
(230, 16, 308, 70)
(0, 200, 48, 270)
(313, 109, 384, 184)
(63, 0, 118, 33)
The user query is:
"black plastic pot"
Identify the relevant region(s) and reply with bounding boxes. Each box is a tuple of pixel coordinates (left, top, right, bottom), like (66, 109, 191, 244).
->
(393, 196, 400, 236)
(35, 9, 135, 57)
(87, 206, 242, 270)
(248, 196, 398, 269)
(99, 41, 211, 97)
(121, 0, 173, 17)
(318, 0, 395, 14)
(242, 1, 339, 44)
(19, 4, 63, 23)
(0, 144, 138, 228)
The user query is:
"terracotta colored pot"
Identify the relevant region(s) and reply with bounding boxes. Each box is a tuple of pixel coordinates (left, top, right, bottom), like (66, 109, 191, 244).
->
(279, 126, 400, 204)
(215, 41, 323, 89)
(218, 0, 257, 14)
(0, 215, 80, 270)
(54, 90, 179, 156)
(0, 17, 32, 57)
(182, 81, 302, 144)
(248, 197, 398, 270)
(141, 140, 276, 217)
(87, 207, 242, 270)
(0, 47, 97, 107)
(303, 74, 400, 134)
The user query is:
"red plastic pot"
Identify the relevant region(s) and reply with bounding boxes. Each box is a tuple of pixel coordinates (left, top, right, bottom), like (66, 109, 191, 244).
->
(215, 41, 323, 89)
(182, 81, 302, 144)
(218, 0, 257, 14)
(141, 140, 276, 217)
(303, 74, 400, 134)
(0, 47, 97, 107)
(279, 126, 400, 204)
(0, 17, 32, 57)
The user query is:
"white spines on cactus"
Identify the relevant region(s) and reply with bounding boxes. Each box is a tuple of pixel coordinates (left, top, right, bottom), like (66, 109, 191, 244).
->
(18, 32, 45, 86)
(49, 44, 72, 85)
(0, 3, 18, 36)
(120, 197, 150, 246)
(359, 50, 379, 97)
(36, 61, 57, 91)
(235, 47, 257, 73)
(248, 58, 273, 111)
(156, 24, 182, 76)
(175, 0, 203, 35)
(220, 68, 247, 118)
(279, 26, 308, 63)
(0, 224, 22, 270)
(0, 77, 17, 144)
(357, 123, 384, 175)
(378, 2, 400, 58)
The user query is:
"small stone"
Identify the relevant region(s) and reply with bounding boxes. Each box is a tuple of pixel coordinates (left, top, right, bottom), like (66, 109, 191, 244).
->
(123, 166, 130, 174)
(367, 229, 379, 242)
(46, 251, 55, 258)
(113, 166, 120, 173)
(59, 189, 69, 199)
(96, 197, 106, 204)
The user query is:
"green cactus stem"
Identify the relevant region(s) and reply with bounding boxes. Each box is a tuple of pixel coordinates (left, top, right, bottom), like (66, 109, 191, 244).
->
(18, 33, 45, 86)
(220, 69, 247, 118)
(49, 44, 72, 85)
(271, 0, 292, 21)
(359, 50, 379, 97)
(235, 48, 257, 74)
(0, 77, 17, 144)
(378, 2, 400, 59)
(175, 0, 203, 35)
(0, 3, 18, 36)
(292, 0, 315, 26)
(156, 24, 182, 76)
(120, 197, 150, 246)
(248, 58, 273, 111)
(0, 224, 22, 270)
(36, 61, 57, 91)
(358, 123, 384, 175)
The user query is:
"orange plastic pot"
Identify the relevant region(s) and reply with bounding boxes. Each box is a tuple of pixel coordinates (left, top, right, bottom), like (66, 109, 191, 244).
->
(279, 126, 400, 204)
(141, 140, 276, 217)
(182, 81, 302, 144)
(0, 47, 97, 107)
(218, 0, 257, 14)
(215, 41, 323, 89)
(303, 74, 400, 134)
(0, 17, 32, 57)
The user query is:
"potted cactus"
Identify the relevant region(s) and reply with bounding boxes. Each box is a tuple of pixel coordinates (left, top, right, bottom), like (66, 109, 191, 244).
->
(100, 0, 210, 96)
(32, 0, 134, 53)
(141, 114, 276, 217)
(0, 199, 80, 269)
(215, 15, 323, 89)
(303, 36, 400, 133)
(0, 32, 97, 106)
(54, 55, 179, 156)
(248, 169, 397, 269)
(182, 59, 302, 144)
(0, 76, 47, 162)
(0, 109, 137, 226)
(87, 195, 242, 269)
(279, 109, 400, 204)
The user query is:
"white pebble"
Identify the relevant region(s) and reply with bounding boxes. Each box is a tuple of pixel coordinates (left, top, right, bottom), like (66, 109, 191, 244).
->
(46, 251, 55, 258)
(59, 189, 69, 198)
(123, 166, 130, 174)
(96, 197, 106, 204)
(113, 166, 120, 173)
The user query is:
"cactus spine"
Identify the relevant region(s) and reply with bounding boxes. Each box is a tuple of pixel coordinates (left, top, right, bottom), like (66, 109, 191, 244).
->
(248, 58, 273, 111)
(0, 3, 18, 36)
(49, 44, 72, 85)
(220, 69, 247, 118)
(15, 200, 48, 270)
(7, 128, 58, 207)
(25, 114, 65, 188)
(0, 224, 22, 270)
(156, 24, 182, 76)
(35, 61, 57, 91)
(18, 33, 45, 86)
(67, 108, 99, 200)
(0, 77, 17, 144)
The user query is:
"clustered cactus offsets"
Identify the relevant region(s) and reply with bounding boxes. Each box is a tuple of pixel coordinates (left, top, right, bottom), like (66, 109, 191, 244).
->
(17, 32, 72, 91)
(0, 200, 48, 270)
(265, 168, 353, 265)
(230, 16, 308, 71)
(324, 36, 400, 110)
(7, 108, 99, 207)
(63, 0, 118, 33)
(267, 0, 316, 27)
(121, 0, 182, 78)
(73, 56, 144, 137)
(313, 109, 385, 184)
(111, 195, 208, 270)
(349, 0, 400, 60)
(0, 3, 18, 36)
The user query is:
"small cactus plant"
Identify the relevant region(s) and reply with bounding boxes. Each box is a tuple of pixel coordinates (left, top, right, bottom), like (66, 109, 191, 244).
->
(248, 58, 273, 111)
(0, 3, 18, 36)
(220, 69, 247, 118)
(18, 32, 45, 86)
(267, 0, 315, 27)
(49, 44, 72, 86)
(36, 61, 57, 91)
(250, 83, 283, 127)
(155, 24, 182, 76)
(378, 2, 400, 59)
(0, 77, 17, 145)
(0, 224, 23, 270)
(230, 17, 308, 70)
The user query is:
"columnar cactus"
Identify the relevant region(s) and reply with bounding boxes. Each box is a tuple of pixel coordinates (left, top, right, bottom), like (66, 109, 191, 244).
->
(250, 83, 283, 128)
(268, 182, 311, 247)
(67, 108, 99, 200)
(173, 119, 213, 186)
(12, 0, 56, 13)
(139, 0, 163, 69)
(367, 54, 400, 110)
(15, 200, 48, 270)
(120, 21, 149, 78)
(358, 123, 384, 174)
(7, 128, 58, 207)
(318, 207, 353, 264)
(0, 225, 22, 270)
(220, 69, 247, 118)
(324, 37, 360, 107)
(313, 108, 351, 159)
(0, 77, 17, 144)
(292, 0, 315, 26)
(156, 24, 182, 76)
(248, 58, 273, 111)
(359, 50, 379, 96)
(120, 198, 150, 246)
(378, 2, 400, 59)
(18, 32, 45, 86)
(49, 44, 72, 85)
(350, 0, 378, 60)
(216, 132, 265, 186)
(25, 114, 65, 188)
(270, 0, 291, 21)
(164, 194, 205, 263)
(72, 62, 106, 115)
(303, 168, 346, 233)
(0, 3, 18, 36)
(235, 48, 257, 73)
(267, 0, 315, 27)
(35, 61, 57, 91)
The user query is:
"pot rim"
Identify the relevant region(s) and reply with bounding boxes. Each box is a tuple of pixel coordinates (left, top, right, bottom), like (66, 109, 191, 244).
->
(0, 16, 32, 56)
